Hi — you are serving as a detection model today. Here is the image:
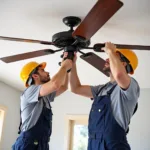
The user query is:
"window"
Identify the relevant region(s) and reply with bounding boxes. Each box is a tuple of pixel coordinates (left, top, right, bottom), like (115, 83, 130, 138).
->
(65, 115, 88, 150)
(0, 106, 6, 142)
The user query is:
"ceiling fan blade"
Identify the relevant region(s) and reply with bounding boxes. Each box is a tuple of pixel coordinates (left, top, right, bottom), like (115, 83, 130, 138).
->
(72, 0, 123, 40)
(0, 49, 59, 63)
(80, 52, 109, 77)
(0, 36, 54, 45)
(115, 44, 150, 50)
(93, 43, 150, 52)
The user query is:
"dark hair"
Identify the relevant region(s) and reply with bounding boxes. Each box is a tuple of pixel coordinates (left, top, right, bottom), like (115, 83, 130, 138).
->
(117, 52, 133, 74)
(27, 65, 41, 85)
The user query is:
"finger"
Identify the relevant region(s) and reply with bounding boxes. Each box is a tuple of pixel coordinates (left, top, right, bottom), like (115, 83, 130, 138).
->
(63, 55, 67, 58)
(74, 52, 77, 57)
(74, 54, 77, 58)
(63, 52, 68, 56)
(63, 55, 68, 59)
(101, 47, 105, 51)
(105, 42, 108, 47)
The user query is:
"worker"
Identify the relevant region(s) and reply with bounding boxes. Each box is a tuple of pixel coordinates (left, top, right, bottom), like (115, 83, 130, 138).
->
(12, 54, 73, 150)
(69, 42, 140, 150)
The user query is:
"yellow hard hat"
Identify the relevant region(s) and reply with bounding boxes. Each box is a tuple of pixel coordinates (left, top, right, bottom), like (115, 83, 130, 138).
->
(116, 49, 138, 74)
(20, 61, 46, 87)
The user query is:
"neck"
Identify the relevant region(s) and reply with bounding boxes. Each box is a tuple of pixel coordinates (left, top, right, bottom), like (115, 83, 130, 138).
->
(109, 73, 115, 83)
(35, 80, 42, 85)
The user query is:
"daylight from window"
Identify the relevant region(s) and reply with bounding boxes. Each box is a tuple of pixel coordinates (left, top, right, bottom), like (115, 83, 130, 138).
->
(72, 125, 88, 150)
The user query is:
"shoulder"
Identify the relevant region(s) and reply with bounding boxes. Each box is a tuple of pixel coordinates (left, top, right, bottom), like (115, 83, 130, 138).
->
(116, 77, 139, 90)
(116, 77, 140, 100)
(125, 77, 140, 93)
(21, 85, 42, 98)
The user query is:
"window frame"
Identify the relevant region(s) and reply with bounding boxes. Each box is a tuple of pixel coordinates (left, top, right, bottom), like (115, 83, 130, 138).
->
(64, 115, 88, 150)
(0, 105, 7, 144)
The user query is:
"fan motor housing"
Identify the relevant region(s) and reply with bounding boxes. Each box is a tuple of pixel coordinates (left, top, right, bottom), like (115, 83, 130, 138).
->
(52, 30, 74, 48)
(52, 30, 90, 48)
(52, 16, 90, 48)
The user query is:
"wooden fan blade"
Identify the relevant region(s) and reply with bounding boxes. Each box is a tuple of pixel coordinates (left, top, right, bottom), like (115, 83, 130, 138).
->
(0, 36, 53, 45)
(72, 0, 123, 40)
(93, 43, 150, 52)
(80, 52, 109, 77)
(0, 49, 55, 63)
(116, 44, 150, 50)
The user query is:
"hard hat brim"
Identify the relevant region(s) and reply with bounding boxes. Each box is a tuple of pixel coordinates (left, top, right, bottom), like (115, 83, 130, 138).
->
(40, 62, 47, 69)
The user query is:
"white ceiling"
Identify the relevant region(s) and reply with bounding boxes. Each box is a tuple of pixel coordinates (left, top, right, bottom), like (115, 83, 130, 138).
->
(0, 0, 150, 91)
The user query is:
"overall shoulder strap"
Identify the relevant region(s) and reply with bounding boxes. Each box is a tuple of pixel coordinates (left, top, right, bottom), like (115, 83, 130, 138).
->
(18, 109, 22, 134)
(96, 83, 108, 96)
(91, 84, 108, 100)
(107, 84, 117, 96)
(46, 99, 51, 108)
(126, 103, 138, 134)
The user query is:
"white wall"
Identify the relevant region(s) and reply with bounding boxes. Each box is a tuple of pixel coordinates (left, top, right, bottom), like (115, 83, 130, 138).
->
(0, 82, 21, 150)
(51, 89, 150, 150)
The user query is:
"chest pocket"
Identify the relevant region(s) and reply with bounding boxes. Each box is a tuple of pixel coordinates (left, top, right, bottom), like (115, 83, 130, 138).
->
(90, 96, 108, 129)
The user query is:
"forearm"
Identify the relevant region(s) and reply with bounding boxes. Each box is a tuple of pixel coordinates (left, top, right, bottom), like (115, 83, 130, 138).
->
(108, 51, 127, 79)
(55, 73, 68, 97)
(62, 73, 68, 89)
(51, 66, 67, 88)
(69, 64, 81, 92)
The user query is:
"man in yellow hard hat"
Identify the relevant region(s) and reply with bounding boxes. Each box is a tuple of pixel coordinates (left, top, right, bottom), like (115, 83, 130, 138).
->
(69, 42, 140, 150)
(12, 55, 73, 150)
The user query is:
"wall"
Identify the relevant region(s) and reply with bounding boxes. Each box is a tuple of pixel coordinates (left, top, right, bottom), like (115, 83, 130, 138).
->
(51, 89, 150, 150)
(0, 82, 21, 150)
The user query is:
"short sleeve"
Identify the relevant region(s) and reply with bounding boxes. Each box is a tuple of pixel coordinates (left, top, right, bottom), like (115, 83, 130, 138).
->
(90, 84, 104, 98)
(45, 91, 56, 102)
(120, 77, 140, 101)
(21, 85, 41, 103)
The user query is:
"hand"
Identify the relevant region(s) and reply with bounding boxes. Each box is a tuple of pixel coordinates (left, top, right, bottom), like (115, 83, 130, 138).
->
(63, 52, 68, 60)
(102, 42, 116, 54)
(73, 52, 77, 64)
(63, 52, 77, 64)
(61, 59, 73, 71)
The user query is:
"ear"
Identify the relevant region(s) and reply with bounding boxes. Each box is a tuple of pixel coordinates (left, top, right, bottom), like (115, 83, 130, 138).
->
(32, 74, 39, 80)
(122, 61, 127, 67)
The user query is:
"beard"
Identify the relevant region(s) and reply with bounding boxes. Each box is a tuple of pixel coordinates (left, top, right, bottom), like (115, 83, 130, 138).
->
(103, 66, 111, 76)
(40, 76, 50, 84)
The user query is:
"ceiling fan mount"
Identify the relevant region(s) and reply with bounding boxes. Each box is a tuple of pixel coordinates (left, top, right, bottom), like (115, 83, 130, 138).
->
(63, 16, 81, 28)
(52, 16, 90, 48)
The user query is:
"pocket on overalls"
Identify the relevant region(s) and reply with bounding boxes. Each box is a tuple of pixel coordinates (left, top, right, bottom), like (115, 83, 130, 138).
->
(23, 138, 39, 150)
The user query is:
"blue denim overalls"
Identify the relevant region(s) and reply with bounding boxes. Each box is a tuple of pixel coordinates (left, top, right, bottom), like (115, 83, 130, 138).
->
(12, 100, 52, 150)
(88, 84, 131, 150)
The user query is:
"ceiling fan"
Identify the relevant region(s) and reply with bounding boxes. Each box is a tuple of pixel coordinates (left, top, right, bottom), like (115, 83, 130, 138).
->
(0, 0, 150, 77)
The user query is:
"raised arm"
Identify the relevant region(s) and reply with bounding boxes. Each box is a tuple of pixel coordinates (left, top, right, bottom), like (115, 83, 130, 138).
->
(39, 59, 72, 97)
(69, 54, 93, 98)
(102, 42, 131, 89)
